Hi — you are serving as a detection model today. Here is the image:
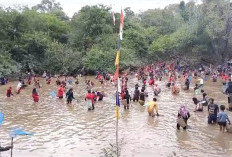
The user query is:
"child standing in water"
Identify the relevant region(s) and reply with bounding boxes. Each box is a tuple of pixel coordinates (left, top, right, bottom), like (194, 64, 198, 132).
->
(217, 105, 231, 132)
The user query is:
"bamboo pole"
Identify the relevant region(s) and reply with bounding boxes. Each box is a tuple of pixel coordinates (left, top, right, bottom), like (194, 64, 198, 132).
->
(10, 137, 13, 157)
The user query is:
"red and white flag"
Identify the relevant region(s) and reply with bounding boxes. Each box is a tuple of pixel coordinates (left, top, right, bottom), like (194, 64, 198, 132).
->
(119, 9, 124, 40)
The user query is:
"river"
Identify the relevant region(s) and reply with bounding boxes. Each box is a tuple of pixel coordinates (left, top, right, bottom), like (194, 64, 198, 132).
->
(0, 75, 231, 157)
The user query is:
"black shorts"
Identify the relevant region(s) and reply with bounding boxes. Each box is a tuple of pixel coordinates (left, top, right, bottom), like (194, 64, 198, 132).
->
(218, 122, 227, 127)
(67, 99, 72, 103)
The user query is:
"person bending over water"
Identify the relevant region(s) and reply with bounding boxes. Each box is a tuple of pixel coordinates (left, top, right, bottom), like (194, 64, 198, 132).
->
(201, 90, 208, 106)
(172, 83, 180, 94)
(97, 91, 104, 101)
(192, 97, 203, 112)
(147, 98, 159, 117)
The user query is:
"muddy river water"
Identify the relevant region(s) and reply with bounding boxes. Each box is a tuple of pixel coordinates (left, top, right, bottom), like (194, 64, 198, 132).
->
(0, 75, 231, 157)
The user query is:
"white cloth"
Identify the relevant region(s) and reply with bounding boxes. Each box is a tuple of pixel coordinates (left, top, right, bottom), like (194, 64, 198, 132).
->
(86, 99, 92, 110)
(16, 82, 22, 91)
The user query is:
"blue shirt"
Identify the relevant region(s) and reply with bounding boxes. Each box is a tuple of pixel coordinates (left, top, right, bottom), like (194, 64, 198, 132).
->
(217, 111, 229, 122)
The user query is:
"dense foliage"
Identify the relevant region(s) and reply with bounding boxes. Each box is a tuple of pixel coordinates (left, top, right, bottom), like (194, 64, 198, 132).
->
(1, 0, 232, 76)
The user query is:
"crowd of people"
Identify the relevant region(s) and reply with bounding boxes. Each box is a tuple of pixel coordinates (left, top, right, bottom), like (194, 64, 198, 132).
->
(4, 71, 106, 108)
(1, 60, 232, 135)
(117, 61, 232, 132)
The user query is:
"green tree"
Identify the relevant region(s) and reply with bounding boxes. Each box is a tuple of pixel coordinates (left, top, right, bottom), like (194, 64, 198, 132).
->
(0, 49, 19, 77)
(32, 0, 62, 12)
(44, 42, 82, 74)
(70, 5, 113, 51)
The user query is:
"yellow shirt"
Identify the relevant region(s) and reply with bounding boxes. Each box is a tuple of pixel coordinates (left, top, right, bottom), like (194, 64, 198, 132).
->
(147, 101, 158, 113)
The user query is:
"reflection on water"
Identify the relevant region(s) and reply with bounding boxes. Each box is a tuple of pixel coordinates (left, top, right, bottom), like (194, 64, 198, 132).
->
(0, 76, 231, 157)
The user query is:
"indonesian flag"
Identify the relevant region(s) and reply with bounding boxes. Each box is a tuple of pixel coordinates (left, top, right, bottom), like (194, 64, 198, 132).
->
(112, 11, 115, 26)
(119, 9, 124, 40)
